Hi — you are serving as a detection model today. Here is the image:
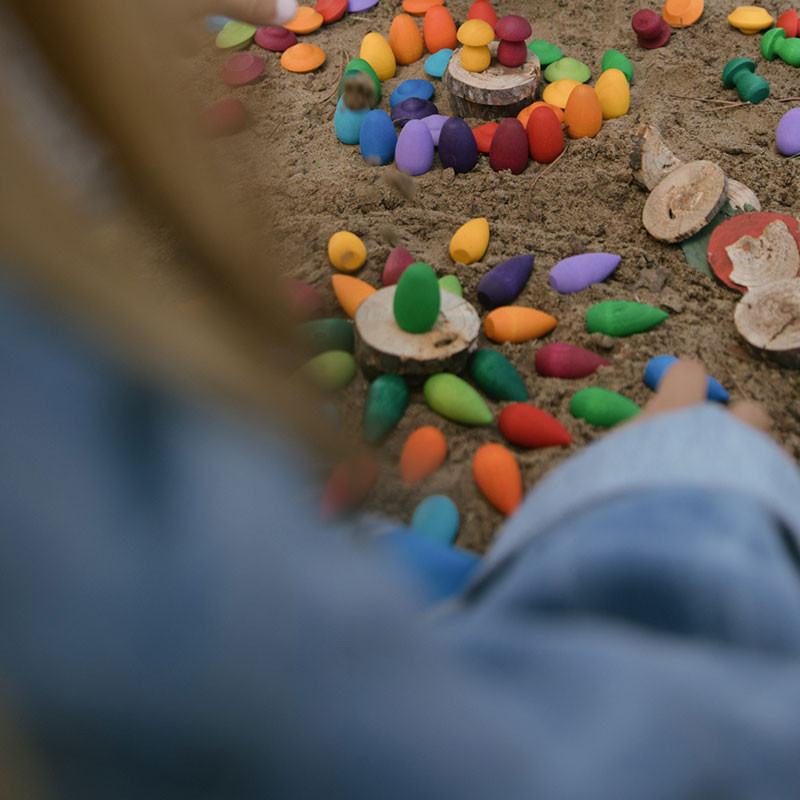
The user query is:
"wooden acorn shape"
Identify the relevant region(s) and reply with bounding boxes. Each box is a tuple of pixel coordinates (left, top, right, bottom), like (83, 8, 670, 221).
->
(410, 495, 460, 545)
(328, 231, 367, 272)
(383, 245, 415, 285)
(393, 262, 441, 333)
(476, 253, 534, 309)
(722, 58, 769, 104)
(281, 277, 326, 320)
(564, 84, 603, 139)
(498, 403, 573, 447)
(424, 373, 493, 425)
(298, 350, 356, 391)
(423, 5, 458, 53)
(389, 14, 424, 65)
(363, 374, 409, 442)
(332, 274, 376, 318)
(438, 118, 479, 174)
(526, 106, 564, 164)
(473, 443, 522, 515)
(449, 217, 490, 264)
(439, 275, 463, 296)
(298, 318, 355, 355)
(548, 252, 621, 294)
(468, 349, 528, 401)
(534, 342, 610, 378)
(570, 387, 641, 427)
(320, 452, 377, 520)
(644, 355, 729, 403)
(586, 301, 668, 337)
(360, 32, 397, 81)
(489, 118, 529, 174)
(484, 306, 557, 343)
(400, 426, 448, 483)
(631, 9, 671, 48)
(761, 28, 800, 67)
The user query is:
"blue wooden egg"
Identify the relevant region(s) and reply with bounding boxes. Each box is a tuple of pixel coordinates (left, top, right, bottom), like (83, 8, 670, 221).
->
(390, 79, 435, 107)
(411, 495, 460, 545)
(644, 355, 729, 403)
(359, 109, 397, 166)
(334, 97, 370, 145)
(395, 119, 434, 176)
(424, 48, 454, 78)
(438, 117, 478, 173)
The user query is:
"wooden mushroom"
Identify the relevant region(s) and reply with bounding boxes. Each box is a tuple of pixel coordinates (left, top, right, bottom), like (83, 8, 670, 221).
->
(456, 19, 495, 72)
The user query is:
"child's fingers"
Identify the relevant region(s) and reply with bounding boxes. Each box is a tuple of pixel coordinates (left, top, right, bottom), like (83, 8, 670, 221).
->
(210, 0, 298, 25)
(729, 401, 772, 432)
(641, 359, 708, 418)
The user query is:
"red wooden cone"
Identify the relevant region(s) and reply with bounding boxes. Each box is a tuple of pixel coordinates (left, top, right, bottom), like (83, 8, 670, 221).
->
(499, 403, 573, 448)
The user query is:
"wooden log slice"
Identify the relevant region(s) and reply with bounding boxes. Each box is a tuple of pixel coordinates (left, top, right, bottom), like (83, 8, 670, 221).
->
(443, 42, 540, 120)
(642, 160, 728, 243)
(734, 278, 800, 369)
(354, 286, 481, 381)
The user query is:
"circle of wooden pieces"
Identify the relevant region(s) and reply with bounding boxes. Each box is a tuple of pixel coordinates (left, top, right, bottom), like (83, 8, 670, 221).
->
(354, 286, 481, 379)
(734, 279, 800, 368)
(642, 160, 728, 243)
(708, 212, 800, 293)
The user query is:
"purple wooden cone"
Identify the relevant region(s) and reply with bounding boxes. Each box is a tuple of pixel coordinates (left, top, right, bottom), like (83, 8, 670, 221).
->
(476, 254, 534, 309)
(535, 342, 610, 378)
(383, 245, 415, 285)
(390, 97, 438, 128)
(548, 252, 621, 294)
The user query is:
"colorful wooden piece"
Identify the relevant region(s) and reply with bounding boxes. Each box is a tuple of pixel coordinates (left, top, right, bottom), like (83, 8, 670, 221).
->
(439, 118, 479, 173)
(762, 28, 800, 67)
(722, 58, 769, 104)
(662, 0, 703, 27)
(400, 426, 448, 483)
(548, 252, 620, 294)
(298, 318, 355, 355)
(473, 443, 522, 515)
(601, 49, 633, 83)
(391, 97, 439, 127)
(320, 453, 377, 520)
(468, 0, 498, 29)
(299, 350, 356, 391)
(425, 49, 454, 78)
(541, 78, 579, 108)
(424, 374, 493, 425)
(499, 403, 573, 447)
(727, 6, 774, 33)
(534, 342, 610, 378)
(449, 217, 490, 264)
(484, 306, 557, 343)
(586, 301, 668, 336)
(439, 275, 463, 296)
(594, 69, 630, 119)
(423, 5, 458, 53)
(527, 39, 562, 66)
(564, 85, 603, 139)
(383, 245, 415, 285)
(216, 20, 257, 50)
(411, 495, 460, 545)
(476, 254, 534, 308)
(315, 0, 347, 23)
(570, 387, 641, 427)
(390, 79, 435, 107)
(282, 277, 326, 319)
(644, 355, 729, 403)
(254, 26, 297, 51)
(489, 118, 529, 174)
(776, 107, 800, 155)
(284, 6, 324, 33)
(468, 349, 528, 401)
(395, 119, 435, 175)
(526, 106, 564, 163)
(363, 374, 409, 442)
(472, 121, 499, 153)
(328, 231, 367, 272)
(360, 32, 397, 81)
(393, 262, 441, 333)
(632, 9, 671, 48)
(280, 43, 326, 72)
(332, 274, 376, 317)
(544, 57, 591, 83)
(359, 109, 397, 165)
(389, 14, 424, 64)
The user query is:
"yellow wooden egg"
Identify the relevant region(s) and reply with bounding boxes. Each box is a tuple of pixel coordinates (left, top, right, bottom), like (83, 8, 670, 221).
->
(328, 231, 367, 272)
(594, 68, 630, 119)
(449, 217, 490, 264)
(360, 32, 397, 81)
(727, 5, 774, 33)
(460, 44, 491, 72)
(542, 78, 580, 109)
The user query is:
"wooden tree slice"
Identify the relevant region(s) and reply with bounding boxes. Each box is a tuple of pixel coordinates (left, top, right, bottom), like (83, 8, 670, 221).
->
(642, 160, 728, 243)
(354, 286, 481, 380)
(727, 220, 800, 290)
(734, 278, 800, 368)
(443, 43, 541, 120)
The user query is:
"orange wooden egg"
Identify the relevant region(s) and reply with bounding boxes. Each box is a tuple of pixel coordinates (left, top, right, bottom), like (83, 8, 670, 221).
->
(402, 0, 444, 16)
(388, 14, 424, 64)
(400, 426, 448, 483)
(484, 306, 557, 343)
(320, 453, 378, 520)
(284, 5, 324, 33)
(331, 274, 376, 318)
(423, 5, 458, 53)
(517, 100, 564, 127)
(280, 43, 326, 72)
(563, 84, 603, 139)
(473, 443, 522, 515)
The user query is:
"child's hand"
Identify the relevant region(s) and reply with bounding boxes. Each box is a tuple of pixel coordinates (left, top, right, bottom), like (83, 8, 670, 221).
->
(203, 0, 298, 25)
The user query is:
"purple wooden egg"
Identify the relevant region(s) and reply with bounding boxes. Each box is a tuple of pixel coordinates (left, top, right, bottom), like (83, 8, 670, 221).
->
(390, 97, 438, 128)
(383, 245, 415, 285)
(489, 118, 529, 174)
(422, 114, 449, 146)
(438, 117, 479, 173)
(395, 119, 435, 176)
(254, 26, 297, 51)
(776, 107, 800, 156)
(535, 343, 610, 379)
(497, 40, 528, 67)
(476, 254, 534, 308)
(548, 252, 621, 294)
(494, 14, 532, 41)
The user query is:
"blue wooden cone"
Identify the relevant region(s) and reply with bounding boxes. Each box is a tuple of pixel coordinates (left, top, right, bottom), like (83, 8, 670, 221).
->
(644, 355, 729, 403)
(476, 254, 534, 309)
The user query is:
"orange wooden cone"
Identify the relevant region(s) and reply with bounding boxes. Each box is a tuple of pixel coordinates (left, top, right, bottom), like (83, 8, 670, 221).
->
(320, 452, 378, 520)
(331, 274, 376, 318)
(473, 443, 522, 515)
(484, 306, 557, 343)
(400, 426, 447, 483)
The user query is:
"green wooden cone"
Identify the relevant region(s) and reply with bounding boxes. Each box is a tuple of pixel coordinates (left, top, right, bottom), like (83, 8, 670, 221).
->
(299, 350, 356, 392)
(570, 387, 641, 427)
(586, 301, 668, 337)
(468, 349, 528, 402)
(394, 262, 441, 334)
(298, 318, 355, 355)
(363, 374, 409, 443)
(601, 49, 633, 83)
(438, 275, 463, 297)
(424, 374, 493, 426)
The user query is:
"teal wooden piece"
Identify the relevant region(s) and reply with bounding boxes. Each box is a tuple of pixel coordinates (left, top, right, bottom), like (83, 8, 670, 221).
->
(586, 301, 668, 337)
(298, 318, 355, 355)
(570, 387, 641, 427)
(363, 374, 409, 442)
(722, 58, 769, 104)
(393, 263, 441, 333)
(468, 349, 528, 402)
(410, 495, 460, 545)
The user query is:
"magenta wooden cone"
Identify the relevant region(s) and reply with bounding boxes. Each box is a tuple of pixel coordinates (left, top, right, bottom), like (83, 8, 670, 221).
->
(383, 246, 415, 285)
(281, 277, 326, 319)
(476, 254, 534, 309)
(534, 342, 610, 378)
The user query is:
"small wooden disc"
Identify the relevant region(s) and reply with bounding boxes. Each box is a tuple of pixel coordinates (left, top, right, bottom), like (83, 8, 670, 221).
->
(642, 160, 728, 243)
(354, 286, 481, 380)
(444, 42, 540, 120)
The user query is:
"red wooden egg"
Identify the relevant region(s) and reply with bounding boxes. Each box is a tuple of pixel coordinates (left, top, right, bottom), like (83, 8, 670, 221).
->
(497, 40, 528, 67)
(473, 121, 499, 153)
(499, 403, 573, 448)
(534, 342, 610, 378)
(489, 118, 528, 174)
(467, 0, 498, 29)
(315, 0, 348, 24)
(197, 98, 249, 137)
(526, 105, 564, 164)
(778, 9, 799, 37)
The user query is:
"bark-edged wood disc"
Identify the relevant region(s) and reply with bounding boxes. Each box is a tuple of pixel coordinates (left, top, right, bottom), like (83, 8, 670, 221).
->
(354, 286, 481, 380)
(642, 160, 728, 243)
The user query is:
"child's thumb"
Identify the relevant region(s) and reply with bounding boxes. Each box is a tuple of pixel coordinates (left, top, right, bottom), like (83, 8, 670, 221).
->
(213, 0, 298, 25)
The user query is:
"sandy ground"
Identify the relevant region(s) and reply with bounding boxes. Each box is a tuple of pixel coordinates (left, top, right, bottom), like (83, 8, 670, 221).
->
(190, 0, 800, 552)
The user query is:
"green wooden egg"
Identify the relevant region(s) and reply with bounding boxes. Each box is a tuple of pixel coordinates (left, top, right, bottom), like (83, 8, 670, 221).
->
(297, 318, 355, 355)
(468, 349, 528, 402)
(601, 49, 633, 83)
(394, 262, 441, 334)
(438, 275, 463, 297)
(424, 373, 493, 426)
(570, 387, 641, 427)
(299, 350, 356, 392)
(363, 374, 409, 443)
(586, 301, 668, 337)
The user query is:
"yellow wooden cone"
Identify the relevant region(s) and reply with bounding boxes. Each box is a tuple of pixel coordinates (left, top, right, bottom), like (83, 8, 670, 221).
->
(484, 306, 557, 343)
(449, 217, 490, 264)
(331, 274, 376, 318)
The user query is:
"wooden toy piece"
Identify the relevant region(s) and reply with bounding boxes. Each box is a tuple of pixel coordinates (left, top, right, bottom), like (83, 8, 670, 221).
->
(349, 0, 378, 11)
(424, 374, 494, 425)
(298, 350, 356, 391)
(644, 355, 729, 403)
(320, 452, 377, 520)
(526, 105, 564, 164)
(473, 443, 522, 515)
(439, 118, 479, 173)
(425, 49, 454, 78)
(363, 374, 409, 442)
(570, 387, 641, 427)
(315, 0, 347, 24)
(402, 0, 444, 16)
(707, 213, 800, 292)
(298, 318, 355, 355)
(498, 403, 573, 448)
(216, 20, 257, 50)
(476, 253, 534, 308)
(762, 28, 800, 67)
(391, 97, 439, 127)
(586, 301, 668, 336)
(484, 306, 557, 343)
(198, 98, 249, 137)
(339, 58, 382, 108)
(534, 342, 610, 378)
(726, 221, 800, 290)
(642, 161, 728, 243)
(601, 49, 634, 83)
(722, 58, 770, 104)
(359, 109, 397, 166)
(410, 496, 460, 545)
(281, 276, 326, 319)
(632, 9, 671, 49)
(527, 39, 562, 66)
(469, 348, 528, 401)
(383, 245, 415, 285)
(205, 15, 232, 33)
(334, 97, 370, 145)
(450, 217, 490, 264)
(332, 274, 376, 318)
(400, 426, 448, 483)
(549, 252, 621, 294)
(734, 279, 800, 368)
(389, 14, 424, 65)
(472, 121, 499, 153)
(254, 26, 297, 51)
(468, 0, 498, 30)
(423, 5, 458, 53)
(542, 78, 580, 109)
(281, 43, 326, 72)
(328, 231, 367, 273)
(355, 287, 481, 378)
(727, 6, 774, 34)
(393, 263, 441, 333)
(439, 275, 463, 295)
(460, 45, 492, 73)
(284, 6, 324, 33)
(360, 32, 397, 81)
(395, 119, 435, 176)
(594, 68, 630, 119)
(544, 57, 591, 84)
(518, 101, 564, 127)
(662, 0, 703, 27)
(494, 15, 532, 68)
(457, 20, 495, 75)
(564, 85, 603, 139)
(489, 118, 529, 174)
(778, 9, 800, 37)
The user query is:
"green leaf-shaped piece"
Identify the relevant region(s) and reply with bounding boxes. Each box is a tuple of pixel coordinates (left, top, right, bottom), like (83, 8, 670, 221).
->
(468, 349, 528, 402)
(297, 318, 355, 355)
(363, 374, 409, 443)
(394, 262, 441, 334)
(424, 373, 493, 426)
(298, 350, 356, 392)
(586, 301, 668, 337)
(438, 275, 463, 297)
(570, 387, 641, 427)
